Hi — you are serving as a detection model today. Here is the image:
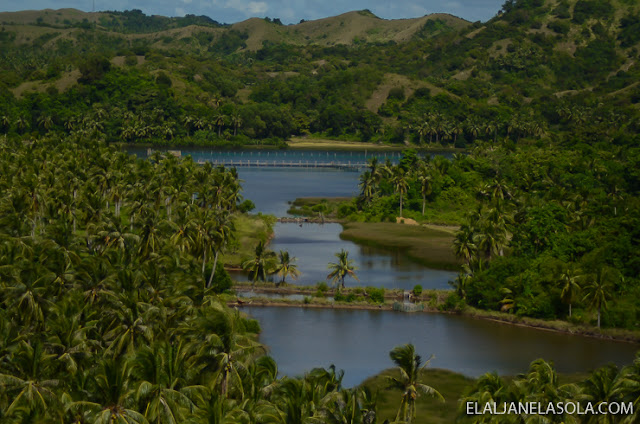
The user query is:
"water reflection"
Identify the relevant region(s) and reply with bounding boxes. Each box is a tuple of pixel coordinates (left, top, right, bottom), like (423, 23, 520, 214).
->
(247, 306, 639, 388)
(269, 222, 457, 290)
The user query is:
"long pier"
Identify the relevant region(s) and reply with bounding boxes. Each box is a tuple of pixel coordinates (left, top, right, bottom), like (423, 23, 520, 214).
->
(196, 159, 366, 170)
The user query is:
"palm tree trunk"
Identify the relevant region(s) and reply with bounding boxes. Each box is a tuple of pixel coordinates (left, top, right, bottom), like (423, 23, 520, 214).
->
(597, 307, 601, 328)
(207, 251, 219, 288)
(202, 250, 207, 276)
(569, 303, 572, 318)
(399, 193, 403, 217)
(422, 196, 426, 216)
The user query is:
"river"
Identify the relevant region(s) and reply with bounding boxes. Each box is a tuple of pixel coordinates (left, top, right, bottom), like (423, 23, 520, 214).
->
(128, 146, 638, 386)
(246, 306, 639, 387)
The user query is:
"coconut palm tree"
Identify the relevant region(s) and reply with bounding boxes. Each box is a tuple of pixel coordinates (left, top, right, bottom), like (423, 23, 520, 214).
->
(242, 241, 276, 284)
(417, 164, 433, 216)
(327, 249, 358, 289)
(560, 265, 582, 318)
(274, 250, 300, 285)
(0, 341, 61, 419)
(453, 224, 477, 265)
(582, 267, 618, 329)
(359, 170, 377, 207)
(387, 344, 443, 423)
(389, 166, 409, 217)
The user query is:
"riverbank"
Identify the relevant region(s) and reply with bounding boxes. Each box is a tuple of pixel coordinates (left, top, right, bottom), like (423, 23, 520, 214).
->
(287, 137, 407, 151)
(287, 137, 465, 152)
(227, 284, 640, 344)
(340, 221, 462, 271)
(118, 138, 464, 153)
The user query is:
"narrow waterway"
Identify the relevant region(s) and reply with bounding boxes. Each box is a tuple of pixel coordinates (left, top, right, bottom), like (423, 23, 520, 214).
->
(268, 222, 456, 289)
(127, 147, 638, 386)
(247, 306, 639, 388)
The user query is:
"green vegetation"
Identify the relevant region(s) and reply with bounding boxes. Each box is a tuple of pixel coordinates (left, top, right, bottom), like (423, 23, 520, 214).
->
(1, 0, 638, 150)
(340, 222, 461, 270)
(2, 0, 640, 420)
(327, 249, 359, 288)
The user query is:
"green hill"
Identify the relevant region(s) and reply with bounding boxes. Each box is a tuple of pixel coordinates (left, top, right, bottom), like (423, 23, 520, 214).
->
(0, 0, 638, 146)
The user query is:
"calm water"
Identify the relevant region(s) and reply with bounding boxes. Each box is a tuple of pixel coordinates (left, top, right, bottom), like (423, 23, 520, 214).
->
(238, 167, 360, 216)
(269, 222, 456, 289)
(126, 147, 636, 384)
(127, 147, 409, 165)
(247, 307, 639, 387)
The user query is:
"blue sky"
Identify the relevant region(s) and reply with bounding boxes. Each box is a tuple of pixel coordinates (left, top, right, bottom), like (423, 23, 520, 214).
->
(2, 1, 505, 24)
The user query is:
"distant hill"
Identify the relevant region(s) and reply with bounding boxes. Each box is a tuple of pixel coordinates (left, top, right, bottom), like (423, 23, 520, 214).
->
(0, 0, 639, 150)
(0, 8, 469, 51)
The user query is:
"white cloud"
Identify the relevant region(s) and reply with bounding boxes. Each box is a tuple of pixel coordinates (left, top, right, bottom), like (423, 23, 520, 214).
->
(175, 6, 186, 15)
(247, 1, 268, 14)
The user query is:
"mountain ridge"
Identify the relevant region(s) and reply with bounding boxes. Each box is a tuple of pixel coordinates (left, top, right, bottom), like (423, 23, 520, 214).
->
(0, 8, 470, 49)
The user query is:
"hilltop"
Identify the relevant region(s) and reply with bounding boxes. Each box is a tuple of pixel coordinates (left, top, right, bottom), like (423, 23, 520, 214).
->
(0, 8, 469, 50)
(0, 0, 638, 148)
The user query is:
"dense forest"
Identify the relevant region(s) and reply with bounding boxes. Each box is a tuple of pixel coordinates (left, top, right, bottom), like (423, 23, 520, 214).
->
(0, 135, 639, 424)
(1, 0, 640, 421)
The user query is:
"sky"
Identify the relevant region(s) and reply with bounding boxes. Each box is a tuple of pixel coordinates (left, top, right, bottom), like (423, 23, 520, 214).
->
(1, 0, 506, 24)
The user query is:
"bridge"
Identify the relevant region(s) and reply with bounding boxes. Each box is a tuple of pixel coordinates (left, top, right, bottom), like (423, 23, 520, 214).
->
(196, 159, 366, 170)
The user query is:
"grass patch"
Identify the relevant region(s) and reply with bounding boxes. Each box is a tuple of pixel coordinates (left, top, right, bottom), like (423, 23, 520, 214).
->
(287, 196, 352, 217)
(223, 214, 275, 267)
(340, 222, 462, 270)
(288, 137, 406, 151)
(361, 368, 474, 424)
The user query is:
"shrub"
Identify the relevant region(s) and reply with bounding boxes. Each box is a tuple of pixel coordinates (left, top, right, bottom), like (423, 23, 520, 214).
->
(387, 86, 405, 101)
(367, 287, 385, 303)
(441, 293, 465, 311)
(208, 262, 232, 293)
(239, 317, 261, 334)
(316, 281, 329, 292)
(413, 285, 423, 297)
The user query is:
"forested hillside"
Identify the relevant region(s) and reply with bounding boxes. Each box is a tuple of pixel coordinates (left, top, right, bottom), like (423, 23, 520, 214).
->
(1, 1, 640, 422)
(0, 1, 638, 147)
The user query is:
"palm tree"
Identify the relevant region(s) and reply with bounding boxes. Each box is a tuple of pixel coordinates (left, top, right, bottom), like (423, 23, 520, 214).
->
(213, 113, 226, 137)
(580, 364, 622, 422)
(389, 166, 409, 218)
(195, 305, 264, 398)
(327, 249, 358, 289)
(560, 265, 582, 318)
(230, 113, 243, 136)
(274, 250, 300, 285)
(131, 342, 203, 423)
(387, 344, 443, 424)
(358, 170, 377, 207)
(242, 240, 276, 284)
(14, 116, 29, 134)
(582, 267, 618, 329)
(453, 225, 477, 265)
(70, 357, 147, 423)
(417, 164, 433, 216)
(0, 341, 61, 419)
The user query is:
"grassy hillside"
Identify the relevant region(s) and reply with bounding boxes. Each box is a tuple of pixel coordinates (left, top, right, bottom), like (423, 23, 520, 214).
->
(0, 0, 638, 148)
